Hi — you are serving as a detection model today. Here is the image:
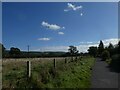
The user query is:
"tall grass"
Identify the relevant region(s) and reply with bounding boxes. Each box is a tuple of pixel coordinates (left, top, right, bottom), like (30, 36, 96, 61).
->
(2, 56, 95, 88)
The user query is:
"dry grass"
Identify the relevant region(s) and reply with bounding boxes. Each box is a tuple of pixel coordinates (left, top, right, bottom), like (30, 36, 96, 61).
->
(2, 57, 76, 88)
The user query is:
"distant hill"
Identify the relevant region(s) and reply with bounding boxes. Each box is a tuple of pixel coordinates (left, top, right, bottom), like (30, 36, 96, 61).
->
(3, 50, 67, 58)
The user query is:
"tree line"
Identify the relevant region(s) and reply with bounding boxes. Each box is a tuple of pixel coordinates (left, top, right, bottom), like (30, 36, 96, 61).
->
(0, 44, 86, 58)
(88, 40, 120, 60)
(0, 40, 120, 59)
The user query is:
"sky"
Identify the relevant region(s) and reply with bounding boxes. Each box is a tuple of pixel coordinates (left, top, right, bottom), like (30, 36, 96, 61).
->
(2, 2, 118, 52)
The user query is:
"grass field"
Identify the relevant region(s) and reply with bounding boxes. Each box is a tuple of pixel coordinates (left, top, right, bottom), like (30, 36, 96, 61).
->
(2, 56, 95, 88)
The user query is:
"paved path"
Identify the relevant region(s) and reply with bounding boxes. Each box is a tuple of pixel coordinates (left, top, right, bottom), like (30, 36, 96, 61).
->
(91, 58, 119, 88)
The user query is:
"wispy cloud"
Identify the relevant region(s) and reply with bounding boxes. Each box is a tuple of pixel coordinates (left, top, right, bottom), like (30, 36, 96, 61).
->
(38, 37, 51, 41)
(58, 32, 64, 35)
(41, 21, 65, 30)
(33, 46, 69, 52)
(64, 3, 82, 12)
(80, 41, 95, 44)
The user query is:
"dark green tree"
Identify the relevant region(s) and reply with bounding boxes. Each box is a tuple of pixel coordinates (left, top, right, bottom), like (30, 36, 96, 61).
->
(101, 50, 110, 61)
(9, 47, 21, 58)
(118, 41, 120, 54)
(0, 43, 6, 58)
(107, 43, 114, 57)
(68, 46, 78, 56)
(108, 43, 114, 49)
(98, 40, 104, 57)
(88, 46, 98, 57)
(68, 46, 78, 62)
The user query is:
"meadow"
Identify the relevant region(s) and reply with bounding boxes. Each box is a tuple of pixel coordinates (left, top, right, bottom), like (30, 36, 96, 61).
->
(2, 56, 95, 88)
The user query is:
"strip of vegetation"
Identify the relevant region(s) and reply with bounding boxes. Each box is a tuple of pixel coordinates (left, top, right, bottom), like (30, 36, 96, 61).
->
(88, 40, 120, 73)
(3, 56, 95, 88)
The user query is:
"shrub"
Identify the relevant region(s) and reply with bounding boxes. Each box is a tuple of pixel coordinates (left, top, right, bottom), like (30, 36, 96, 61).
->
(109, 54, 120, 72)
(101, 50, 110, 61)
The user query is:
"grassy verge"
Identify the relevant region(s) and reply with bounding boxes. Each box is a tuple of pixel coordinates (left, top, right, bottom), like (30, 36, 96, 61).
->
(105, 59, 112, 64)
(3, 56, 95, 88)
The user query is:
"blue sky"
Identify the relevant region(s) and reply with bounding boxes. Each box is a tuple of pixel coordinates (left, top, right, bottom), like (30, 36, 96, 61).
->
(2, 2, 118, 52)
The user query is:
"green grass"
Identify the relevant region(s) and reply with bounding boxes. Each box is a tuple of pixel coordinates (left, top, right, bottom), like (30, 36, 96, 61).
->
(105, 59, 112, 64)
(3, 56, 95, 88)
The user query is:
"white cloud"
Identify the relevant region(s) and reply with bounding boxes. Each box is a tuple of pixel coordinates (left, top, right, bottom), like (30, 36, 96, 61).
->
(64, 9, 69, 12)
(62, 27, 65, 29)
(77, 44, 98, 53)
(64, 3, 82, 12)
(86, 42, 94, 44)
(33, 46, 69, 52)
(80, 41, 94, 44)
(80, 13, 83, 16)
(78, 38, 119, 52)
(102, 38, 119, 46)
(58, 32, 64, 35)
(34, 38, 119, 53)
(41, 21, 65, 30)
(38, 38, 50, 41)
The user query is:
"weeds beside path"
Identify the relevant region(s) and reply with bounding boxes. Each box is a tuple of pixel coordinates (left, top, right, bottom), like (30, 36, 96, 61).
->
(91, 58, 118, 88)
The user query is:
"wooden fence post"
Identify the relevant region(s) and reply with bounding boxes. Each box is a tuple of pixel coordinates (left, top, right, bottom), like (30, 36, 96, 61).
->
(53, 59, 56, 68)
(71, 57, 73, 62)
(75, 57, 77, 62)
(65, 58, 67, 64)
(79, 56, 81, 60)
(27, 61, 31, 78)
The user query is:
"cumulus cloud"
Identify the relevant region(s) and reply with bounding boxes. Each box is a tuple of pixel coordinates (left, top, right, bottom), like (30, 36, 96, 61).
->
(38, 38, 50, 41)
(78, 38, 119, 52)
(102, 38, 119, 46)
(41, 21, 65, 30)
(64, 3, 82, 12)
(58, 32, 64, 35)
(77, 44, 98, 53)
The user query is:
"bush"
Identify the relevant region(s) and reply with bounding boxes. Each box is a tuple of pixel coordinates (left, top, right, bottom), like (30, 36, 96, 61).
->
(109, 54, 120, 72)
(101, 50, 110, 61)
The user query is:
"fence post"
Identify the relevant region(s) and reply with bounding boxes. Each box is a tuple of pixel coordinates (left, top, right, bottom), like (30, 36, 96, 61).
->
(71, 57, 73, 62)
(53, 59, 56, 68)
(79, 56, 81, 60)
(65, 58, 67, 64)
(75, 57, 77, 62)
(27, 61, 31, 78)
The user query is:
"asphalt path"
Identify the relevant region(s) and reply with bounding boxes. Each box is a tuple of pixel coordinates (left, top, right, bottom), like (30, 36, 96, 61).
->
(91, 58, 118, 88)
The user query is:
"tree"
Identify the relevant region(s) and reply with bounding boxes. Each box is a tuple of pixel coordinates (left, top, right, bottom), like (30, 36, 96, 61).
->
(9, 47, 21, 58)
(108, 43, 114, 49)
(107, 43, 114, 57)
(88, 46, 98, 57)
(101, 50, 110, 61)
(98, 40, 104, 57)
(68, 46, 78, 56)
(118, 41, 120, 54)
(0, 43, 6, 58)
